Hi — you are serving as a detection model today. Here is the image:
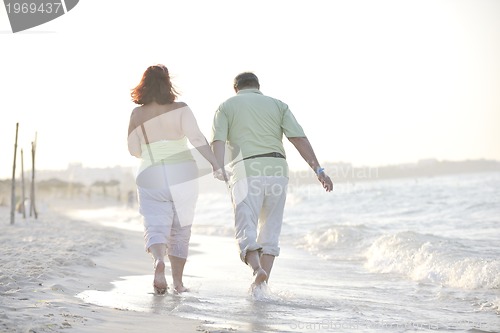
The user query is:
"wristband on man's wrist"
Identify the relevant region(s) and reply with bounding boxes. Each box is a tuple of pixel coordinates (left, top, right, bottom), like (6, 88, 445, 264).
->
(315, 167, 325, 176)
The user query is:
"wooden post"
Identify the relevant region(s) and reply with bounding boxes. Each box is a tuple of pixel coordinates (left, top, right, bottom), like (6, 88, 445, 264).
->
(20, 149, 26, 218)
(10, 123, 19, 225)
(30, 133, 38, 219)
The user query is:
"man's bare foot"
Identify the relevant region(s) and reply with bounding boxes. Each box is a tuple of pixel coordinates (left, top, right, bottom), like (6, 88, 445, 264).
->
(153, 259, 167, 295)
(253, 267, 267, 285)
(174, 283, 189, 294)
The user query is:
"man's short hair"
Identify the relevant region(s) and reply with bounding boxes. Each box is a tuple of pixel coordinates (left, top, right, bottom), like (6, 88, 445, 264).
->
(234, 72, 260, 90)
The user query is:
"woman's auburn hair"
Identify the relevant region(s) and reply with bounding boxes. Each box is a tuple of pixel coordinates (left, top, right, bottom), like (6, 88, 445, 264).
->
(131, 64, 178, 105)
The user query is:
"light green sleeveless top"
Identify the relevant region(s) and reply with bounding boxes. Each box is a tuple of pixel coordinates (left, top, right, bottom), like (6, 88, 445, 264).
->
(138, 137, 194, 175)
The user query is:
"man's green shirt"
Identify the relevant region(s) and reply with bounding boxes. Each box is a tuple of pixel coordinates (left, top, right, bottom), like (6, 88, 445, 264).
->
(211, 88, 305, 182)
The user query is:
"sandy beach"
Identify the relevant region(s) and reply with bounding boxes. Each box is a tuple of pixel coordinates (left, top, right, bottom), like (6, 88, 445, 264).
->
(0, 203, 206, 333)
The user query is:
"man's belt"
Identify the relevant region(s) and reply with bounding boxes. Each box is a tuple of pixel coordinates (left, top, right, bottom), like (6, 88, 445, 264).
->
(244, 152, 285, 160)
(234, 152, 286, 165)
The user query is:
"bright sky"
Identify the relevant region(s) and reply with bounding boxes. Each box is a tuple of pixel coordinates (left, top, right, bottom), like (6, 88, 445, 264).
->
(1, 0, 499, 179)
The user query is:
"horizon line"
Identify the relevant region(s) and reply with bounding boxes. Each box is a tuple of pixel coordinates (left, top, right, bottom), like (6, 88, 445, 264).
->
(1, 157, 499, 179)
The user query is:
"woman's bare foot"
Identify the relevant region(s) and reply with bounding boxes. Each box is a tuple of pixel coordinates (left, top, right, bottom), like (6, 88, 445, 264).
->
(153, 259, 167, 295)
(253, 267, 268, 286)
(173, 283, 189, 294)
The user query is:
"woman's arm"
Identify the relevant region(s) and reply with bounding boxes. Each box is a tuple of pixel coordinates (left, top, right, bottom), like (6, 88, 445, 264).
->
(127, 111, 142, 158)
(181, 107, 220, 171)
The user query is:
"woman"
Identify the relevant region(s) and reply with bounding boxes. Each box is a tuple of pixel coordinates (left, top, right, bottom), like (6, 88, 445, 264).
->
(128, 64, 221, 294)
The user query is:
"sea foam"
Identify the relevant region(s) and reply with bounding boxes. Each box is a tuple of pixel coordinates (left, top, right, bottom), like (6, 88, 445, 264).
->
(364, 231, 500, 289)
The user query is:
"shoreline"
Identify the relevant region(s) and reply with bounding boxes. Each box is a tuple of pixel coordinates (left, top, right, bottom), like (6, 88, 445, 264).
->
(68, 227, 206, 333)
(0, 205, 206, 333)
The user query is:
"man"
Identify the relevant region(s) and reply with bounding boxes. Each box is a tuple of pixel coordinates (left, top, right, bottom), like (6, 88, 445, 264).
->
(211, 72, 333, 287)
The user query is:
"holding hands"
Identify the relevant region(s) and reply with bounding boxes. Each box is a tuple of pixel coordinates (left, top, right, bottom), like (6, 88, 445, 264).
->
(213, 168, 231, 182)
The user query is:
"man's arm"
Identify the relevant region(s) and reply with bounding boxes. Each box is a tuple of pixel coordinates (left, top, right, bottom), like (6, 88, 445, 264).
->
(287, 136, 333, 192)
(211, 140, 229, 182)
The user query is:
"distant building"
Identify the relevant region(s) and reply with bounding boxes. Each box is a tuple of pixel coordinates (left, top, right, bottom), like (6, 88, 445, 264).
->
(417, 158, 439, 166)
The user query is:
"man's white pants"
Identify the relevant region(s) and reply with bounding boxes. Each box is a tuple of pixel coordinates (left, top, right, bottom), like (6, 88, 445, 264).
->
(232, 176, 288, 262)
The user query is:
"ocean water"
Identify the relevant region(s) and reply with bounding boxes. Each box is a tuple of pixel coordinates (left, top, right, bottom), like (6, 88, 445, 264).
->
(77, 172, 500, 332)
